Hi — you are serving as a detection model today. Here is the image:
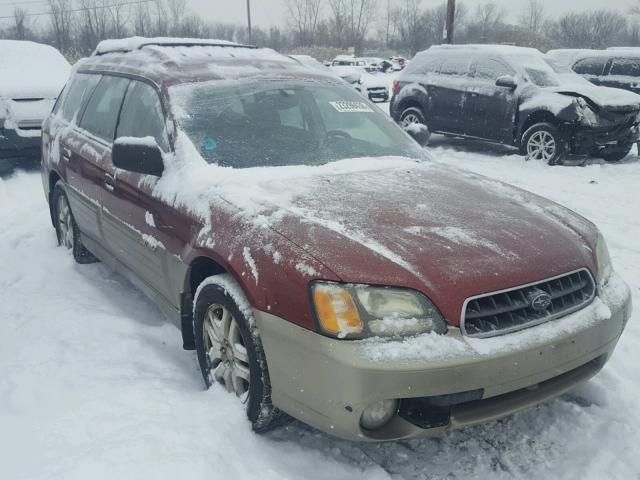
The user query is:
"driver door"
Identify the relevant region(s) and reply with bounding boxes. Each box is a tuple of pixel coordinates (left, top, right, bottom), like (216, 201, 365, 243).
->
(101, 79, 181, 308)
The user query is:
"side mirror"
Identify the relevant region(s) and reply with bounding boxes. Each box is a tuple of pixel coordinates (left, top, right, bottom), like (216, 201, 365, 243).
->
(495, 75, 517, 89)
(404, 123, 431, 147)
(112, 137, 164, 177)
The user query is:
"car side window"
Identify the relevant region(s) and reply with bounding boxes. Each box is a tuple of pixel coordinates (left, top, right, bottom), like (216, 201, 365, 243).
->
(474, 59, 515, 81)
(609, 58, 640, 77)
(79, 76, 130, 142)
(438, 57, 471, 77)
(116, 80, 169, 152)
(60, 73, 101, 123)
(573, 57, 608, 76)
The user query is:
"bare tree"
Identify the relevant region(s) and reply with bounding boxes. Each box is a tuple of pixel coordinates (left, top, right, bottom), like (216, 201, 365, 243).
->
(519, 0, 547, 36)
(284, 0, 322, 46)
(553, 10, 626, 48)
(327, 0, 377, 53)
(47, 0, 74, 53)
(475, 1, 505, 42)
(12, 7, 29, 40)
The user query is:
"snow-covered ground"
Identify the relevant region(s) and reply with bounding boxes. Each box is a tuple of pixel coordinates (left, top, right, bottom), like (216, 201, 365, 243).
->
(1, 142, 639, 479)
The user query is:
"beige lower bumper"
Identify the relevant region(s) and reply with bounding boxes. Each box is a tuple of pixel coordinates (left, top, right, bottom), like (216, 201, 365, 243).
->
(255, 276, 632, 442)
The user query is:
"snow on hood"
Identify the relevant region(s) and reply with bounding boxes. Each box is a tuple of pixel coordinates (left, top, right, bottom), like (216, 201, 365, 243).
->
(0, 41, 70, 99)
(549, 81, 640, 112)
(154, 132, 597, 301)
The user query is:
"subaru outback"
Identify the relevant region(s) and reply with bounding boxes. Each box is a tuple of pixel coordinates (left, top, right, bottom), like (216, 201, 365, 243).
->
(41, 38, 632, 442)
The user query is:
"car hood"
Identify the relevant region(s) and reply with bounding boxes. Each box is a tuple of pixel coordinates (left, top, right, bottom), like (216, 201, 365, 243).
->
(549, 80, 640, 112)
(222, 160, 599, 326)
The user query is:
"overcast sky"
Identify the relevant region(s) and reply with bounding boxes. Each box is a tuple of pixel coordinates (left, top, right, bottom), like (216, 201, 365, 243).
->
(188, 0, 637, 28)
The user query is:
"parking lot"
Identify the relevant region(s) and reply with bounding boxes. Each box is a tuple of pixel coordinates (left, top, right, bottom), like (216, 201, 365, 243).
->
(1, 139, 638, 479)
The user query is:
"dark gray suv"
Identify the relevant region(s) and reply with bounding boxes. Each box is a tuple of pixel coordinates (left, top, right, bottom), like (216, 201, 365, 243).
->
(391, 45, 640, 164)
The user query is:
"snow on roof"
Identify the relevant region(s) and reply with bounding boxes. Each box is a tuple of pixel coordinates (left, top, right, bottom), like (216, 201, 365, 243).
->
(427, 44, 542, 57)
(93, 36, 247, 55)
(0, 40, 70, 98)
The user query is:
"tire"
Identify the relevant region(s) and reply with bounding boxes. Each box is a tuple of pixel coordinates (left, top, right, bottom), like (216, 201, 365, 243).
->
(194, 275, 283, 433)
(52, 183, 99, 264)
(522, 122, 567, 166)
(399, 106, 428, 131)
(599, 144, 633, 163)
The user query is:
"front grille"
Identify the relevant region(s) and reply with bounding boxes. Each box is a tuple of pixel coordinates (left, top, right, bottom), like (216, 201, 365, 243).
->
(461, 269, 596, 338)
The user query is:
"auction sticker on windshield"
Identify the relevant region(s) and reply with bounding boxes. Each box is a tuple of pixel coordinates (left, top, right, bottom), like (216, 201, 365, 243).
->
(330, 101, 374, 113)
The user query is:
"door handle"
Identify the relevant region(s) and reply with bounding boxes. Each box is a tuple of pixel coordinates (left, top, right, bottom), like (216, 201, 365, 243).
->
(104, 174, 116, 192)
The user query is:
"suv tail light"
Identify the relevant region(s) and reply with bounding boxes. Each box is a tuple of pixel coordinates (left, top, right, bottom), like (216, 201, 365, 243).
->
(392, 80, 401, 96)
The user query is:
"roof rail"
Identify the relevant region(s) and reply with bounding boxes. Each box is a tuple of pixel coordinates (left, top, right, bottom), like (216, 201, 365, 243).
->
(93, 37, 257, 56)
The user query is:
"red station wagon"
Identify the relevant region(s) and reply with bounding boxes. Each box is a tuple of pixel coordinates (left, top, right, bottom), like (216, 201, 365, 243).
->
(41, 38, 632, 442)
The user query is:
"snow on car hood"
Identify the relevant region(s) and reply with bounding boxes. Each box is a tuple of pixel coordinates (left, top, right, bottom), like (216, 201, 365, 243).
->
(549, 81, 640, 112)
(0, 40, 70, 99)
(154, 132, 599, 324)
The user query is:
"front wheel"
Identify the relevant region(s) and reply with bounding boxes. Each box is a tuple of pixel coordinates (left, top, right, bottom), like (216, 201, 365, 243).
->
(522, 122, 567, 166)
(194, 275, 283, 433)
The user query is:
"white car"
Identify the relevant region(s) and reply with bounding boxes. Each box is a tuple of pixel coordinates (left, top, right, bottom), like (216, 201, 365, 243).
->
(0, 40, 70, 166)
(329, 65, 390, 103)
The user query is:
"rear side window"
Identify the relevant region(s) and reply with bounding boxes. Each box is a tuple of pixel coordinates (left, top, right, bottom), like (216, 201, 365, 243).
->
(79, 76, 130, 142)
(60, 73, 101, 122)
(609, 58, 640, 77)
(573, 57, 608, 76)
(474, 59, 515, 81)
(439, 57, 471, 77)
(116, 80, 169, 151)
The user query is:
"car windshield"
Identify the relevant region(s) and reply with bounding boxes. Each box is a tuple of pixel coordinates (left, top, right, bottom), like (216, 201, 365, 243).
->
(171, 80, 425, 168)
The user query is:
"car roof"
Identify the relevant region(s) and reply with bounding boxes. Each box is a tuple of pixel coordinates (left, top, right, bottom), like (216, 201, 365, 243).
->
(79, 36, 338, 89)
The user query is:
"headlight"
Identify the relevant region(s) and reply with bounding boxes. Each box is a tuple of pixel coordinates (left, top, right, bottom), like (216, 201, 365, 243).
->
(311, 282, 447, 339)
(595, 232, 613, 288)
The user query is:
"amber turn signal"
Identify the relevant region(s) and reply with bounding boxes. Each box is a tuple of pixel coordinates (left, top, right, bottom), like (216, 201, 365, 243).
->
(312, 283, 364, 338)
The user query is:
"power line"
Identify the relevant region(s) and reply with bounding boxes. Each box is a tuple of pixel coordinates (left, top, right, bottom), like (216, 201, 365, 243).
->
(0, 0, 153, 19)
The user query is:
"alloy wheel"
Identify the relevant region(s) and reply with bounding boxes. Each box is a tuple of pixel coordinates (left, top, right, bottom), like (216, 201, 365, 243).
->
(203, 303, 251, 402)
(57, 195, 74, 249)
(527, 130, 557, 162)
(401, 113, 422, 128)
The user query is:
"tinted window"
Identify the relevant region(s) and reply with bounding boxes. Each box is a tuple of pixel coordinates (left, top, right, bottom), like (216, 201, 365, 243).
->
(116, 81, 169, 151)
(573, 57, 607, 76)
(60, 73, 101, 122)
(79, 76, 129, 141)
(610, 58, 640, 77)
(474, 59, 515, 81)
(439, 57, 470, 76)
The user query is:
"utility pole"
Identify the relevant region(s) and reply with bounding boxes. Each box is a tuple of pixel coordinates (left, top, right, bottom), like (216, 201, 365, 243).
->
(445, 0, 456, 44)
(246, 0, 253, 44)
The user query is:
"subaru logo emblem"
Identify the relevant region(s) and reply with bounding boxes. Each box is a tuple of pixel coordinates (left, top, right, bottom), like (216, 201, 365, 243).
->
(527, 289, 552, 311)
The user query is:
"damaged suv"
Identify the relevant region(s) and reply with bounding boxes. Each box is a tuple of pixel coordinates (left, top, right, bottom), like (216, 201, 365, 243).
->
(391, 45, 640, 164)
(41, 38, 631, 442)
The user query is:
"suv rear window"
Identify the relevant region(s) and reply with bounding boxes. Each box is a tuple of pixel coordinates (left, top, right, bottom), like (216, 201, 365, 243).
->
(79, 76, 130, 142)
(573, 57, 608, 76)
(60, 73, 101, 122)
(609, 58, 640, 77)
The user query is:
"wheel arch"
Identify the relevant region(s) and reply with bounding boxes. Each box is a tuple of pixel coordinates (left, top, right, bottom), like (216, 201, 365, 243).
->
(517, 110, 559, 149)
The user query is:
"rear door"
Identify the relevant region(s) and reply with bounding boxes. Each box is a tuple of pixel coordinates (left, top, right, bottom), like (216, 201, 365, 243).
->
(428, 56, 472, 134)
(600, 57, 640, 93)
(572, 56, 609, 86)
(53, 73, 103, 243)
(101, 79, 183, 308)
(463, 57, 517, 142)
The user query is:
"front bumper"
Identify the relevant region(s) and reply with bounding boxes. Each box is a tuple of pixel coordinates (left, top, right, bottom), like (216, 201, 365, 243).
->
(0, 127, 41, 160)
(569, 120, 640, 155)
(256, 273, 632, 442)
